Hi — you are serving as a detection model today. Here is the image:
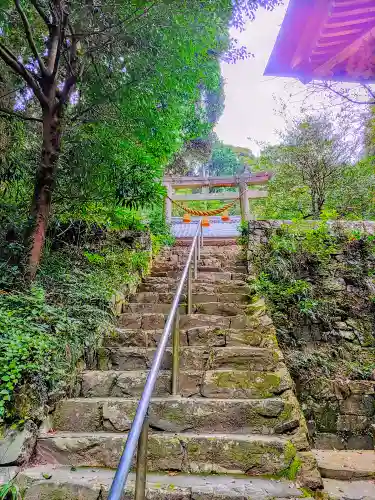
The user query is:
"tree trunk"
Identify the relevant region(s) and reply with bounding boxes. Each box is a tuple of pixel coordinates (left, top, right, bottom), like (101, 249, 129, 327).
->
(311, 192, 319, 219)
(27, 108, 62, 280)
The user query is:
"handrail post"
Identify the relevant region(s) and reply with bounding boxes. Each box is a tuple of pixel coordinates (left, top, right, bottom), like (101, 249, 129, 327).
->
(171, 311, 180, 395)
(201, 223, 204, 249)
(134, 416, 149, 500)
(187, 262, 193, 314)
(197, 230, 201, 261)
(193, 242, 198, 279)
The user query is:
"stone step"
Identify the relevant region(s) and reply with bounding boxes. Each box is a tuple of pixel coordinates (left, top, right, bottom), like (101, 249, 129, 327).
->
(162, 246, 241, 258)
(131, 291, 248, 304)
(139, 280, 247, 294)
(53, 396, 296, 434)
(150, 270, 245, 281)
(122, 302, 246, 316)
(117, 313, 253, 331)
(200, 271, 246, 282)
(191, 302, 246, 316)
(323, 478, 375, 499)
(17, 466, 308, 499)
(122, 303, 178, 314)
(104, 325, 277, 349)
(79, 368, 292, 399)
(152, 263, 247, 274)
(36, 431, 295, 475)
(96, 346, 282, 371)
(314, 450, 375, 480)
(153, 264, 223, 273)
(195, 274, 246, 283)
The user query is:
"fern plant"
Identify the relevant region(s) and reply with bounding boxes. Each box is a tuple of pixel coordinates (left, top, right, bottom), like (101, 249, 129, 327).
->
(0, 481, 22, 500)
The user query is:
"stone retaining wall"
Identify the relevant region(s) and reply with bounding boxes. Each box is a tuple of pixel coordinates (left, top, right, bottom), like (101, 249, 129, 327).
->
(247, 220, 375, 450)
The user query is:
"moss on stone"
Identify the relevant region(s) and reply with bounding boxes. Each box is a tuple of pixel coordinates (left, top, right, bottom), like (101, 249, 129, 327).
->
(315, 404, 338, 433)
(226, 443, 276, 471)
(213, 371, 282, 397)
(96, 348, 109, 371)
(147, 435, 181, 462)
(161, 408, 184, 423)
(283, 441, 297, 465)
(240, 331, 262, 346)
(278, 401, 295, 423)
(288, 456, 302, 480)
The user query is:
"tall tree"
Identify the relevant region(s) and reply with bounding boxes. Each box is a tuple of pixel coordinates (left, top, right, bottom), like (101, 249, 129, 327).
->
(0, 0, 282, 277)
(252, 112, 371, 219)
(275, 114, 356, 217)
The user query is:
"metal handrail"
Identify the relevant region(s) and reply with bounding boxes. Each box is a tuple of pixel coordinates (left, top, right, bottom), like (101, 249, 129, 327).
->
(108, 220, 203, 500)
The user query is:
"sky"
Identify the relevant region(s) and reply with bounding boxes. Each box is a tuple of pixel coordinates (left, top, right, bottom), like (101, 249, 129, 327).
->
(215, 1, 305, 154)
(214, 2, 373, 156)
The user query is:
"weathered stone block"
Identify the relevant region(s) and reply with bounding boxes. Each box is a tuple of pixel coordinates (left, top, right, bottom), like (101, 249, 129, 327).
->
(0, 421, 37, 465)
(179, 315, 230, 331)
(339, 395, 375, 416)
(53, 400, 102, 433)
(54, 397, 293, 435)
(185, 327, 226, 347)
(104, 328, 149, 347)
(322, 277, 346, 292)
(36, 433, 295, 475)
(346, 434, 373, 450)
(296, 451, 323, 490)
(229, 315, 253, 329)
(207, 347, 280, 372)
(348, 380, 375, 395)
(198, 272, 232, 282)
(313, 433, 345, 450)
(80, 370, 173, 398)
(194, 303, 245, 317)
(142, 313, 166, 330)
(123, 303, 171, 314)
(192, 293, 217, 304)
(314, 404, 339, 433)
(225, 330, 263, 347)
(217, 293, 248, 303)
(337, 414, 369, 433)
(201, 369, 292, 399)
(133, 292, 159, 303)
(117, 313, 141, 329)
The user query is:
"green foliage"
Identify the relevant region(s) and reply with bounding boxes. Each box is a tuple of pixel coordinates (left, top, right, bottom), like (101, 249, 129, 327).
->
(0, 238, 151, 423)
(254, 272, 310, 307)
(347, 360, 375, 381)
(250, 220, 375, 346)
(0, 480, 21, 500)
(0, 287, 79, 420)
(146, 205, 175, 248)
(207, 141, 244, 176)
(252, 113, 375, 221)
(54, 204, 146, 231)
(55, 2, 230, 218)
(287, 457, 301, 481)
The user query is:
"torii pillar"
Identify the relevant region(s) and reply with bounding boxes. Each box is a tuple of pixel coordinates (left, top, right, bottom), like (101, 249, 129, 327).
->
(239, 180, 251, 221)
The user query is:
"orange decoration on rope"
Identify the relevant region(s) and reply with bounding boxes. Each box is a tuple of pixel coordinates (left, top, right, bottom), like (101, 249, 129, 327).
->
(183, 213, 191, 223)
(202, 217, 210, 227)
(221, 210, 230, 222)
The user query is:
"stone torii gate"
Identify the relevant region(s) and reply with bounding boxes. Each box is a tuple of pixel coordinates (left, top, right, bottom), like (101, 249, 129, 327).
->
(163, 171, 271, 223)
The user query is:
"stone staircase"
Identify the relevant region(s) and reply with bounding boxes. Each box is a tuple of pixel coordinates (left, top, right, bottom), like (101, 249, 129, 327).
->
(19, 244, 323, 498)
